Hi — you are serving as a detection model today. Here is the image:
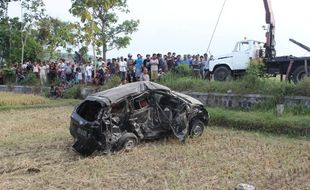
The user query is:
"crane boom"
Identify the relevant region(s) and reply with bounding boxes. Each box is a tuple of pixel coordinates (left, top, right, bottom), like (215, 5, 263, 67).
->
(289, 39, 310, 52)
(263, 0, 276, 58)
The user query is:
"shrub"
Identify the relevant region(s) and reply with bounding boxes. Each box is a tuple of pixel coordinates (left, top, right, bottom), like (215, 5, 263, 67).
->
(173, 63, 193, 77)
(98, 75, 122, 91)
(62, 85, 82, 99)
(20, 73, 40, 86)
(1, 67, 16, 84)
(294, 77, 310, 96)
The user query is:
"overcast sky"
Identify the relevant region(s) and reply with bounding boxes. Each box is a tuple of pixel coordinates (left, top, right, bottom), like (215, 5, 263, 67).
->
(8, 0, 310, 58)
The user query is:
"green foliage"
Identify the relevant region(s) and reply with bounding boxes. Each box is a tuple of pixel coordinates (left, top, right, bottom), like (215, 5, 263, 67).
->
(37, 17, 79, 60)
(70, 0, 139, 59)
(19, 73, 40, 86)
(20, 0, 46, 64)
(0, 67, 15, 83)
(209, 107, 310, 137)
(158, 70, 309, 97)
(173, 63, 193, 77)
(99, 74, 121, 91)
(294, 77, 310, 96)
(62, 85, 82, 99)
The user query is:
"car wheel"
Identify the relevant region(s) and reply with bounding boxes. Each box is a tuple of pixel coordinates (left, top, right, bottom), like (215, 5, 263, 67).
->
(292, 65, 310, 83)
(117, 133, 139, 150)
(189, 120, 204, 138)
(214, 66, 232, 81)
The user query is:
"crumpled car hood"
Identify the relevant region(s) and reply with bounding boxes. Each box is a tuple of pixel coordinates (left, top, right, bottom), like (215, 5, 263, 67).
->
(172, 91, 203, 105)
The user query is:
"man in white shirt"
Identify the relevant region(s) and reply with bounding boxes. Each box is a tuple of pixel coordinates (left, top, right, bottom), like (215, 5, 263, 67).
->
(119, 56, 127, 84)
(85, 62, 93, 84)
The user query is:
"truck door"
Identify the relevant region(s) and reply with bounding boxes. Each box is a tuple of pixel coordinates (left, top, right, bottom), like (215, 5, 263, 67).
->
(232, 41, 251, 70)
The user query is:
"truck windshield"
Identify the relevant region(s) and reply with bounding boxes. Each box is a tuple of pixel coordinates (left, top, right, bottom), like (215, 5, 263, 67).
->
(234, 42, 250, 52)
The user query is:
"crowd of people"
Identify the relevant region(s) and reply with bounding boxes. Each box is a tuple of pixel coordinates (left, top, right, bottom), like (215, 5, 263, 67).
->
(8, 52, 211, 88)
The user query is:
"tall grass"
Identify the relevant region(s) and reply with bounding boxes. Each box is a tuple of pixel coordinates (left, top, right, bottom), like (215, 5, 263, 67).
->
(159, 64, 309, 96)
(0, 92, 48, 106)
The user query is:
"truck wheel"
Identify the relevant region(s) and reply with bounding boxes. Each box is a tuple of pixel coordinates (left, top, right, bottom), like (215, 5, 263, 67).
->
(188, 120, 204, 138)
(117, 133, 139, 150)
(214, 66, 232, 81)
(292, 65, 310, 83)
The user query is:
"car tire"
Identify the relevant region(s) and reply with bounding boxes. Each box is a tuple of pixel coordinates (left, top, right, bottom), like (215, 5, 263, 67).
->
(117, 133, 139, 150)
(292, 65, 310, 83)
(214, 66, 232, 81)
(189, 120, 204, 138)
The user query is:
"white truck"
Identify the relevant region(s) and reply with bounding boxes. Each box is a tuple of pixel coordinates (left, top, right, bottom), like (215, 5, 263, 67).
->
(209, 40, 265, 81)
(208, 0, 310, 83)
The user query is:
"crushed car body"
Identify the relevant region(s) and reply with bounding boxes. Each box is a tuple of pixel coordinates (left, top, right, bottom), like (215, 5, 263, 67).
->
(69, 81, 209, 156)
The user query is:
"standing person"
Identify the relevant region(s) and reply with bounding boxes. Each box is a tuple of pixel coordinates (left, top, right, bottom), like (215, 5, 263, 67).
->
(80, 63, 86, 84)
(192, 54, 201, 78)
(33, 62, 40, 78)
(134, 54, 143, 80)
(157, 54, 165, 71)
(203, 53, 210, 80)
(126, 54, 135, 83)
(58, 59, 65, 78)
(109, 58, 116, 75)
(143, 54, 151, 72)
(166, 52, 173, 71)
(76, 65, 83, 84)
(150, 54, 159, 81)
(39, 63, 47, 85)
(140, 67, 150, 81)
(119, 56, 127, 84)
(49, 62, 57, 84)
(163, 54, 168, 72)
(64, 62, 73, 82)
(85, 62, 93, 84)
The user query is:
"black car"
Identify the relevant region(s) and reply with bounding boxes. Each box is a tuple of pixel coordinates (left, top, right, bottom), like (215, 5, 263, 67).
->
(70, 81, 209, 156)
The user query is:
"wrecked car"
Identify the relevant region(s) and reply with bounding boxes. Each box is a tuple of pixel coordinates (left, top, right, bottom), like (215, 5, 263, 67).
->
(69, 81, 209, 156)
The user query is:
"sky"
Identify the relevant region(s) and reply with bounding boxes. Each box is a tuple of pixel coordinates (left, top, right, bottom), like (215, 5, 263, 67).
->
(8, 0, 310, 58)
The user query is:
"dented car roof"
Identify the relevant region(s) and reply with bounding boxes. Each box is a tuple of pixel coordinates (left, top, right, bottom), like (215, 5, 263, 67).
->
(91, 81, 171, 103)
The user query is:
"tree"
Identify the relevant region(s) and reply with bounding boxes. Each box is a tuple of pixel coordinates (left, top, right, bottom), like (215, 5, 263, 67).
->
(0, 17, 43, 64)
(0, 0, 19, 19)
(37, 17, 81, 60)
(20, 0, 45, 64)
(70, 0, 139, 61)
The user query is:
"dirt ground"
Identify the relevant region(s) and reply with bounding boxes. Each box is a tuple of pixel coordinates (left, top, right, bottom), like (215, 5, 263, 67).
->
(0, 106, 309, 190)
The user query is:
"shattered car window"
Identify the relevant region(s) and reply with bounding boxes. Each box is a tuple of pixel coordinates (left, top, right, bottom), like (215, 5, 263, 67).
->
(77, 100, 102, 122)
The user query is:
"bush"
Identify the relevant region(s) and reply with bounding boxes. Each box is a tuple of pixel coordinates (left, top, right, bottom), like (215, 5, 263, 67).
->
(62, 85, 82, 99)
(0, 67, 16, 84)
(98, 75, 122, 91)
(173, 63, 193, 77)
(19, 73, 40, 86)
(209, 107, 310, 137)
(294, 77, 310, 96)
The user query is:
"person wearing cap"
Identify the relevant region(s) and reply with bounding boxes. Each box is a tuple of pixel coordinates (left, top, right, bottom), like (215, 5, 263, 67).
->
(125, 54, 135, 83)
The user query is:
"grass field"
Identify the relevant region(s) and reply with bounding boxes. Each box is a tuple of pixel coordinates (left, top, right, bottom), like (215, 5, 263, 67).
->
(0, 92, 48, 106)
(0, 105, 309, 189)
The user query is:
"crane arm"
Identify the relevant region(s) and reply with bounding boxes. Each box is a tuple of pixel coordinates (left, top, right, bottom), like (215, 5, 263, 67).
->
(263, 0, 276, 58)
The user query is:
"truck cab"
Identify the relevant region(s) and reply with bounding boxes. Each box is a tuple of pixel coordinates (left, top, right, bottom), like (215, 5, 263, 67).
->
(209, 40, 264, 80)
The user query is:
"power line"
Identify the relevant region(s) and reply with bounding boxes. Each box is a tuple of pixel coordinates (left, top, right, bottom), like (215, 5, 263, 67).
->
(206, 0, 227, 54)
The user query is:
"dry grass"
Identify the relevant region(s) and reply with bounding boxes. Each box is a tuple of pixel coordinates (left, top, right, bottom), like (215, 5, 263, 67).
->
(0, 106, 309, 190)
(0, 92, 48, 106)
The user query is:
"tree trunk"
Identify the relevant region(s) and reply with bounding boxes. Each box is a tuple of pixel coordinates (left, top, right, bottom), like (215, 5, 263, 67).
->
(102, 44, 107, 62)
(21, 32, 27, 64)
(101, 20, 107, 62)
